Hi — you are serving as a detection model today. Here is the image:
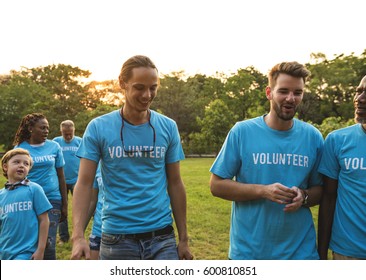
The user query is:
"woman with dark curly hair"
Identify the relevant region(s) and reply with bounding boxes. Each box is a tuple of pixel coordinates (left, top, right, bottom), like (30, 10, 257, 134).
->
(13, 113, 67, 260)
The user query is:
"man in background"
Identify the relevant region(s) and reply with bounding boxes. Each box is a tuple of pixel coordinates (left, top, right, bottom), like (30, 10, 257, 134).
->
(53, 120, 82, 244)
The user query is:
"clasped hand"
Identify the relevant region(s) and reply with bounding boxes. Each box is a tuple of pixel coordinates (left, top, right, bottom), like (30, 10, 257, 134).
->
(264, 183, 303, 212)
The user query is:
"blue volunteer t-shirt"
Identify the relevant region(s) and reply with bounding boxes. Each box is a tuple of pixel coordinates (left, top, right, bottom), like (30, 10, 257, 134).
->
(77, 109, 184, 234)
(16, 140, 65, 200)
(53, 136, 82, 185)
(318, 124, 366, 258)
(210, 116, 323, 260)
(0, 182, 52, 260)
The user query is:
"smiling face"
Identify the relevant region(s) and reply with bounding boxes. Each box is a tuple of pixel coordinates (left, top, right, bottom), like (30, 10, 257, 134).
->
(120, 67, 159, 114)
(354, 75, 366, 124)
(266, 73, 304, 121)
(2, 154, 32, 183)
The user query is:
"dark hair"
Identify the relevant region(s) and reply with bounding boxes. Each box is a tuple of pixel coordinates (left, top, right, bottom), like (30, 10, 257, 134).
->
(268, 62, 311, 88)
(13, 113, 46, 146)
(118, 55, 158, 88)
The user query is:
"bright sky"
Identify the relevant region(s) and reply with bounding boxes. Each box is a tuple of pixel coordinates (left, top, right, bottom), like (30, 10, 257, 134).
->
(1, 0, 365, 81)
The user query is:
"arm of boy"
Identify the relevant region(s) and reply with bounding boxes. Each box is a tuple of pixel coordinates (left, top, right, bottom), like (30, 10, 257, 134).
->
(32, 211, 50, 260)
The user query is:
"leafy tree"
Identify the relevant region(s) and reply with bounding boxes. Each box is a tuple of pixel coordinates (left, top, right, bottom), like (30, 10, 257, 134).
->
(195, 99, 237, 155)
(184, 74, 226, 132)
(184, 132, 208, 155)
(17, 64, 93, 138)
(88, 79, 123, 107)
(306, 50, 366, 123)
(154, 72, 228, 149)
(312, 117, 354, 138)
(152, 71, 196, 141)
(0, 74, 50, 150)
(224, 67, 267, 121)
(0, 64, 107, 148)
(297, 91, 322, 123)
(74, 103, 118, 135)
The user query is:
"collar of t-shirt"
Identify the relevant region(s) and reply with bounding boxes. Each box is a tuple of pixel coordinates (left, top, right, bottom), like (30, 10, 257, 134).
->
(4, 178, 30, 191)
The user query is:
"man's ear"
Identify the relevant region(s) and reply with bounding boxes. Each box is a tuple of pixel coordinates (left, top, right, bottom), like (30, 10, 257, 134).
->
(265, 86, 272, 100)
(120, 80, 127, 90)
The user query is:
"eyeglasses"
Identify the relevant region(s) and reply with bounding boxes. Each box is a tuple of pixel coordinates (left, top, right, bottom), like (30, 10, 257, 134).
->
(120, 109, 156, 154)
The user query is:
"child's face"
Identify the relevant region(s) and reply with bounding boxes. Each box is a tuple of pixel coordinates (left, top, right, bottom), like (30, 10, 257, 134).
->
(3, 154, 31, 183)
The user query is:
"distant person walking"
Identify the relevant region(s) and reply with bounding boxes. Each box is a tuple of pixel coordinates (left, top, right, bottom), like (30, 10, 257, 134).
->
(53, 120, 82, 244)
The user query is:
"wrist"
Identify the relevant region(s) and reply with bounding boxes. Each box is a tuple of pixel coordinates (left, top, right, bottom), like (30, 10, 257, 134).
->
(71, 233, 85, 243)
(71, 237, 85, 245)
(301, 189, 309, 206)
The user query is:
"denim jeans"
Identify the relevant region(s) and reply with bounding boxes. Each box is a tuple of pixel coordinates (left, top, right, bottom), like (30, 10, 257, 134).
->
(58, 219, 69, 242)
(44, 200, 61, 260)
(58, 184, 73, 242)
(100, 232, 178, 260)
(89, 234, 102, 251)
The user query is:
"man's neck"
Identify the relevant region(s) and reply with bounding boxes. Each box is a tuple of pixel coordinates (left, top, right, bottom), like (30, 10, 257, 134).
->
(264, 112, 294, 131)
(121, 107, 149, 125)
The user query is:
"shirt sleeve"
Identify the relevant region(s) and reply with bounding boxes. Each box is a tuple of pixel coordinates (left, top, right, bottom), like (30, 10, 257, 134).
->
(210, 125, 240, 179)
(318, 133, 340, 180)
(54, 141, 65, 168)
(165, 121, 185, 164)
(76, 120, 101, 163)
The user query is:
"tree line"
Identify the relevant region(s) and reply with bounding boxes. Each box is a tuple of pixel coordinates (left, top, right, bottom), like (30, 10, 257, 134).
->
(1, 50, 365, 154)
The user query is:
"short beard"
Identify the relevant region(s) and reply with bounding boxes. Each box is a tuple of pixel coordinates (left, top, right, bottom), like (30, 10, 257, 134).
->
(273, 105, 297, 121)
(355, 115, 366, 124)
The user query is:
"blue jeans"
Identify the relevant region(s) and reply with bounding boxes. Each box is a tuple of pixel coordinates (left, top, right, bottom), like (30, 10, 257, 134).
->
(89, 234, 102, 251)
(58, 219, 69, 242)
(100, 232, 178, 260)
(44, 200, 61, 260)
(58, 184, 73, 242)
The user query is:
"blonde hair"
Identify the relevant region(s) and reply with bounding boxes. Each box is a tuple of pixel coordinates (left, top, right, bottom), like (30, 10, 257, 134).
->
(1, 148, 33, 178)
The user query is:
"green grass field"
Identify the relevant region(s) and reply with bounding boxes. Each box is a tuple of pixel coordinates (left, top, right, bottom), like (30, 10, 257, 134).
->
(1, 158, 325, 259)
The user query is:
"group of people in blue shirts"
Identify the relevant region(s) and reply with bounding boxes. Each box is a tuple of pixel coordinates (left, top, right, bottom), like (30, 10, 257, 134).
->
(0, 56, 365, 260)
